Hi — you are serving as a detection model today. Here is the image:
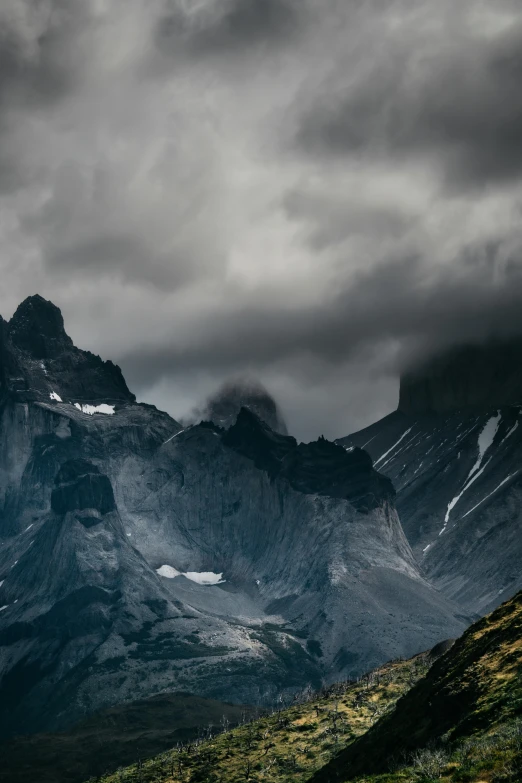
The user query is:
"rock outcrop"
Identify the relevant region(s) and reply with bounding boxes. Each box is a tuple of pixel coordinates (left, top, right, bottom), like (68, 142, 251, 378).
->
(1, 294, 134, 406)
(0, 296, 466, 739)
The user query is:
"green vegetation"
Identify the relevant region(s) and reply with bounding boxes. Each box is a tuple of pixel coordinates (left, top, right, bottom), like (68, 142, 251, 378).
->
(313, 590, 522, 783)
(95, 654, 431, 783)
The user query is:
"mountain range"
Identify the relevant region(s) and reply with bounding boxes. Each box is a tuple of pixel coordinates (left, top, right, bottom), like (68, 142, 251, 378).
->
(0, 295, 467, 741)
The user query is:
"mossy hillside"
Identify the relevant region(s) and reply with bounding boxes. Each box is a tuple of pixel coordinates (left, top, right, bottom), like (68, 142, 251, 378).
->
(312, 591, 522, 783)
(95, 654, 431, 783)
(338, 718, 522, 783)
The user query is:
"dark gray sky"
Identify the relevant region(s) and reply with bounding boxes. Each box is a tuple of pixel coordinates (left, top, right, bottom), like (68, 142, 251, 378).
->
(2, 0, 522, 440)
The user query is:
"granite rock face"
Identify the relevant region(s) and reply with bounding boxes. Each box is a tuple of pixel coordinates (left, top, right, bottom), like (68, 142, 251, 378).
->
(340, 340, 522, 616)
(0, 297, 466, 738)
(399, 340, 522, 414)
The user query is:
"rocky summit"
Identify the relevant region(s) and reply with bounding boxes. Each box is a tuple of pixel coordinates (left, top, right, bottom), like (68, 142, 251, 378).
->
(0, 296, 466, 739)
(339, 339, 522, 617)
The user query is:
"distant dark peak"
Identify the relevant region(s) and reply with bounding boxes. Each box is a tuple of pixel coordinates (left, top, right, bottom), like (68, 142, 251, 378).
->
(200, 377, 288, 434)
(223, 406, 297, 474)
(51, 459, 115, 516)
(399, 338, 522, 414)
(8, 295, 72, 359)
(224, 407, 393, 512)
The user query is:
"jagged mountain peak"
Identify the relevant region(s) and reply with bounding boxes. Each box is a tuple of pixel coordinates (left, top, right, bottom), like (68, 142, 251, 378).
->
(399, 337, 522, 414)
(1, 294, 135, 405)
(8, 295, 73, 359)
(197, 376, 288, 434)
(224, 406, 394, 513)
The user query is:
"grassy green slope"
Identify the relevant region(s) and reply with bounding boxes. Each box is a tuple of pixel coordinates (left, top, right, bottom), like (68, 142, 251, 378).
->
(94, 654, 433, 783)
(312, 590, 522, 783)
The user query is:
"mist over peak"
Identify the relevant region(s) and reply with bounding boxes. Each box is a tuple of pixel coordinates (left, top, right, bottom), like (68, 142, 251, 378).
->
(189, 376, 288, 434)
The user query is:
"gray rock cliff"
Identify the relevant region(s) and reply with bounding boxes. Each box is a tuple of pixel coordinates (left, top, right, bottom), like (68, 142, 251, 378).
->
(0, 297, 466, 738)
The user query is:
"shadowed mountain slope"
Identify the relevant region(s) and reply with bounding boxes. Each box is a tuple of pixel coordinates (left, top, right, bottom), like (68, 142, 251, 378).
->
(0, 296, 466, 738)
(339, 339, 522, 615)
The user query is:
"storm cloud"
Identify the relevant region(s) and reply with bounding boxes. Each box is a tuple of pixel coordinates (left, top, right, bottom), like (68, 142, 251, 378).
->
(155, 0, 301, 59)
(1, 0, 522, 440)
(297, 17, 522, 189)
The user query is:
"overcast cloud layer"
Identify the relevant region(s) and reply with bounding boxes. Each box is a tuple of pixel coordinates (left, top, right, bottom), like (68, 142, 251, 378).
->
(1, 0, 522, 439)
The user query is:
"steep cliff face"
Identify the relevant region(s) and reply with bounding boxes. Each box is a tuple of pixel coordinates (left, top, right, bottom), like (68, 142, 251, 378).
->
(0, 297, 466, 738)
(399, 339, 522, 414)
(340, 339, 522, 616)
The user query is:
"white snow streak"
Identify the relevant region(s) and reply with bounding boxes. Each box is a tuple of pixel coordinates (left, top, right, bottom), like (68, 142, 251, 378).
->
(49, 392, 62, 402)
(163, 429, 185, 444)
(462, 474, 518, 518)
(0, 605, 7, 612)
(374, 427, 414, 467)
(361, 435, 376, 449)
(74, 403, 115, 415)
(0, 580, 4, 588)
(500, 420, 519, 446)
(440, 413, 501, 534)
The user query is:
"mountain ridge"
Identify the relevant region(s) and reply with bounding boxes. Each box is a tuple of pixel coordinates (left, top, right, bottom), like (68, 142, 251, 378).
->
(0, 296, 466, 739)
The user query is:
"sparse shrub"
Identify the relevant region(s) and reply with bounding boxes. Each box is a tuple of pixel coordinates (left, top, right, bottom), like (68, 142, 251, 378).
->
(411, 747, 449, 779)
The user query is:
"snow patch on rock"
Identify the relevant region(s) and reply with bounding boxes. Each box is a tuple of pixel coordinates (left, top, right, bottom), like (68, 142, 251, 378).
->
(156, 565, 181, 579)
(156, 565, 225, 585)
(74, 403, 115, 415)
(184, 571, 225, 585)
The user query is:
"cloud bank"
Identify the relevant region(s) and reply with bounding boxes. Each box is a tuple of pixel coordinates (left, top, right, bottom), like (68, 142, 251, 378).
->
(1, 0, 522, 439)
